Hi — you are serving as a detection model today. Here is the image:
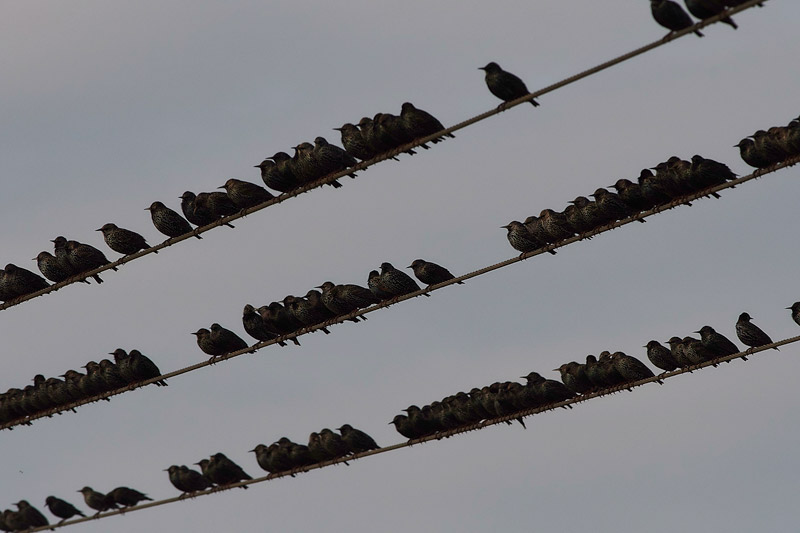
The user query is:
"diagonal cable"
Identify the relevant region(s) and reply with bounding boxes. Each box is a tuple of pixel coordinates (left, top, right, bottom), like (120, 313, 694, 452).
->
(0, 0, 768, 313)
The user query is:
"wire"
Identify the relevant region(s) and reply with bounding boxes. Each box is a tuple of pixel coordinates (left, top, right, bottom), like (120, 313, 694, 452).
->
(22, 330, 796, 533)
(3, 151, 796, 432)
(0, 0, 768, 313)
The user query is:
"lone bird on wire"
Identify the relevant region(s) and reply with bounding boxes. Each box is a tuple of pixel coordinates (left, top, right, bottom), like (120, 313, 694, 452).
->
(108, 487, 152, 508)
(735, 312, 777, 351)
(44, 496, 85, 523)
(650, 0, 704, 38)
(479, 62, 539, 108)
(146, 201, 201, 239)
(97, 223, 153, 256)
(408, 259, 462, 287)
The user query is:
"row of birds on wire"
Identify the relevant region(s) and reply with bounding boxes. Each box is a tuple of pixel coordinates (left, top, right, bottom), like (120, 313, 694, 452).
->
(0, 349, 165, 427)
(193, 260, 459, 359)
(649, 0, 761, 38)
(734, 114, 800, 168)
(0, 487, 152, 532)
(3, 307, 794, 530)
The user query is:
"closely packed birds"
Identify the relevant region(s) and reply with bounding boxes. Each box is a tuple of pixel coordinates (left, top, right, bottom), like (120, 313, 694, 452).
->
(503, 153, 737, 256)
(193, 259, 459, 358)
(0, 486, 151, 531)
(735, 114, 800, 168)
(0, 349, 165, 427)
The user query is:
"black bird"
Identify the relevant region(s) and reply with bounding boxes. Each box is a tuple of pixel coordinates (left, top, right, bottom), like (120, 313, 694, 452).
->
(334, 123, 377, 162)
(752, 130, 789, 165)
(220, 178, 274, 209)
(146, 201, 200, 239)
(292, 142, 327, 185)
(400, 102, 454, 142)
(290, 290, 335, 333)
(255, 158, 298, 193)
(736, 312, 777, 350)
(313, 136, 354, 183)
(689, 154, 737, 191)
(378, 262, 426, 298)
(15, 500, 48, 528)
(734, 138, 772, 169)
(555, 362, 593, 395)
(64, 240, 117, 280)
(319, 281, 379, 315)
(338, 424, 380, 453)
(180, 191, 234, 228)
(696, 325, 740, 358)
(644, 340, 678, 372)
(374, 112, 416, 154)
(358, 117, 399, 159)
(108, 487, 152, 507)
(267, 152, 303, 192)
(205, 191, 239, 218)
(193, 328, 225, 359)
(242, 304, 285, 345)
(2, 263, 49, 299)
(685, 0, 737, 28)
(610, 179, 653, 211)
(206, 452, 252, 487)
(611, 352, 656, 383)
(502, 221, 546, 256)
(35, 251, 88, 284)
(367, 270, 394, 301)
(78, 487, 116, 515)
(651, 0, 704, 37)
(127, 349, 167, 386)
(787, 302, 800, 327)
(479, 62, 539, 107)
(592, 188, 638, 223)
(166, 465, 212, 495)
(44, 496, 85, 523)
(97, 223, 152, 255)
(408, 259, 462, 287)
(319, 428, 350, 459)
(539, 208, 577, 242)
(210, 323, 250, 354)
(681, 335, 712, 365)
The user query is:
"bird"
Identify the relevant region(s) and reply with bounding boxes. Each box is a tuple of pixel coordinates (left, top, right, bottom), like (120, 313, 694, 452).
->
(334, 123, 377, 162)
(735, 312, 777, 351)
(258, 303, 302, 346)
(611, 352, 656, 383)
(166, 465, 212, 495)
(378, 262, 427, 298)
(255, 158, 299, 193)
(696, 325, 740, 358)
(127, 349, 167, 386)
(538, 209, 577, 242)
(220, 178, 274, 209)
(97, 223, 153, 256)
(180, 191, 234, 228)
(1, 263, 50, 299)
(502, 221, 546, 256)
(400, 102, 454, 142)
(554, 362, 594, 395)
(146, 201, 201, 239)
(644, 340, 678, 372)
(64, 240, 117, 280)
(14, 500, 49, 528)
(610, 179, 654, 211)
(193, 328, 225, 359)
(734, 138, 773, 169)
(479, 62, 539, 107)
(108, 487, 152, 507)
(242, 304, 285, 345)
(289, 290, 335, 333)
(44, 496, 86, 523)
(319, 428, 350, 459)
(651, 0, 704, 37)
(313, 136, 357, 181)
(786, 302, 800, 327)
(408, 259, 462, 287)
(35, 251, 89, 284)
(210, 323, 250, 355)
(685, 0, 737, 28)
(77, 487, 116, 515)
(205, 452, 252, 487)
(338, 424, 380, 453)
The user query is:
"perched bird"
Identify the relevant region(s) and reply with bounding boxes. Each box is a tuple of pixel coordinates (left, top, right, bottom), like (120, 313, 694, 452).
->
(685, 0, 737, 28)
(408, 259, 462, 287)
(78, 487, 116, 514)
(338, 424, 380, 453)
(313, 136, 356, 181)
(736, 312, 777, 350)
(108, 487, 152, 507)
(97, 223, 152, 255)
(318, 281, 378, 317)
(651, 0, 704, 37)
(289, 290, 334, 333)
(645, 340, 678, 372)
(207, 452, 252, 487)
(696, 325, 740, 358)
(1, 263, 49, 299)
(220, 178, 274, 209)
(292, 142, 326, 185)
(400, 102, 454, 142)
(378, 262, 427, 298)
(210, 323, 250, 355)
(15, 500, 49, 528)
(502, 221, 546, 256)
(666, 336, 694, 367)
(786, 302, 800, 327)
(265, 152, 303, 192)
(205, 191, 239, 219)
(35, 251, 88, 284)
(591, 188, 639, 224)
(682, 335, 712, 365)
(146, 201, 200, 239)
(555, 362, 593, 395)
(538, 209, 576, 242)
(242, 304, 285, 346)
(610, 179, 653, 211)
(255, 158, 298, 193)
(166, 465, 212, 495)
(367, 270, 394, 301)
(127, 349, 167, 386)
(193, 328, 225, 358)
(44, 496, 86, 523)
(611, 352, 656, 383)
(180, 191, 234, 228)
(319, 428, 350, 459)
(258, 303, 302, 345)
(64, 241, 117, 280)
(734, 138, 772, 169)
(479, 62, 539, 107)
(334, 123, 377, 162)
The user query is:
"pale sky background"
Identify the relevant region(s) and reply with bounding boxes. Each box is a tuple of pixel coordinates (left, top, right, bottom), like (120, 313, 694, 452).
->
(2, 1, 799, 531)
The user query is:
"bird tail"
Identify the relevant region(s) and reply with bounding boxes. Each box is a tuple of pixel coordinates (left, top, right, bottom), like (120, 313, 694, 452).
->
(694, 30, 704, 38)
(530, 99, 540, 107)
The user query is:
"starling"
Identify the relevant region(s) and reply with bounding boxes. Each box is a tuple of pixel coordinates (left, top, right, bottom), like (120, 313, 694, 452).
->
(110, 348, 135, 383)
(597, 351, 627, 387)
(45, 496, 85, 523)
(479, 62, 539, 107)
(752, 130, 790, 164)
(358, 116, 399, 158)
(267, 151, 304, 192)
(570, 196, 608, 232)
(685, 0, 737, 28)
(128, 349, 167, 386)
(591, 188, 638, 223)
(15, 500, 49, 528)
(378, 262, 426, 298)
(108, 487, 152, 507)
(2, 509, 28, 532)
(146, 201, 200, 239)
(220, 178, 274, 209)
(408, 259, 462, 287)
(52, 236, 78, 277)
(696, 325, 740, 358)
(307, 432, 329, 463)
(292, 142, 325, 184)
(610, 178, 654, 211)
(60, 369, 86, 401)
(680, 335, 712, 364)
(522, 372, 575, 404)
(78, 487, 116, 514)
(735, 312, 777, 350)
(611, 352, 656, 383)
(64, 241, 117, 282)
(314, 136, 355, 179)
(35, 251, 88, 284)
(554, 362, 593, 394)
(97, 223, 152, 255)
(255, 158, 298, 193)
(319, 428, 350, 459)
(251, 443, 279, 473)
(689, 154, 737, 191)
(373, 113, 416, 154)
(205, 191, 239, 218)
(651, 0, 704, 37)
(637, 169, 674, 206)
(734, 138, 772, 169)
(539, 208, 576, 242)
(1, 263, 49, 299)
(338, 424, 380, 453)
(180, 191, 234, 228)
(644, 340, 678, 372)
(166, 465, 212, 495)
(787, 302, 800, 327)
(242, 304, 285, 345)
(290, 290, 335, 332)
(259, 302, 302, 345)
(400, 102, 454, 143)
(334, 123, 377, 162)
(206, 452, 252, 487)
(319, 281, 379, 315)
(193, 328, 225, 358)
(367, 270, 394, 301)
(502, 221, 547, 256)
(563, 203, 595, 235)
(98, 358, 127, 390)
(210, 323, 250, 354)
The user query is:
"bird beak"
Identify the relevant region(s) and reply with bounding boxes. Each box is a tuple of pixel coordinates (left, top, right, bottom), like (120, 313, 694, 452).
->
(406, 265, 413, 269)
(500, 225, 509, 229)
(551, 369, 560, 372)
(693, 330, 701, 334)
(95, 228, 103, 232)
(248, 448, 256, 453)
(217, 185, 226, 190)
(144, 207, 151, 211)
(162, 468, 170, 472)
(254, 165, 260, 168)
(333, 127, 342, 131)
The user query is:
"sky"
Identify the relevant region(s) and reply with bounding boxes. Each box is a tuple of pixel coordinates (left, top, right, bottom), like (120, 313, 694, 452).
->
(1, 0, 799, 531)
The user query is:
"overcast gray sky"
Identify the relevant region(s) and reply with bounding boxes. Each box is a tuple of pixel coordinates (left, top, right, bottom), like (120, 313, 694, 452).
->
(2, 1, 799, 531)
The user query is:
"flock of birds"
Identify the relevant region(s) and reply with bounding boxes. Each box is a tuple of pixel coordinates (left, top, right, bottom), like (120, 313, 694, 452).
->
(0, 349, 165, 427)
(735, 116, 800, 168)
(649, 0, 760, 37)
(193, 260, 459, 359)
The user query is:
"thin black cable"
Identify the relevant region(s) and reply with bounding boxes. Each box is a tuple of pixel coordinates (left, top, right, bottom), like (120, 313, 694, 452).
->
(3, 151, 796, 432)
(0, 0, 767, 312)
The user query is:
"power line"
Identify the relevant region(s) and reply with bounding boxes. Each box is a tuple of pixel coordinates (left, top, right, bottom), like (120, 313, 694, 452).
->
(0, 0, 767, 313)
(3, 151, 796, 432)
(22, 330, 795, 533)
